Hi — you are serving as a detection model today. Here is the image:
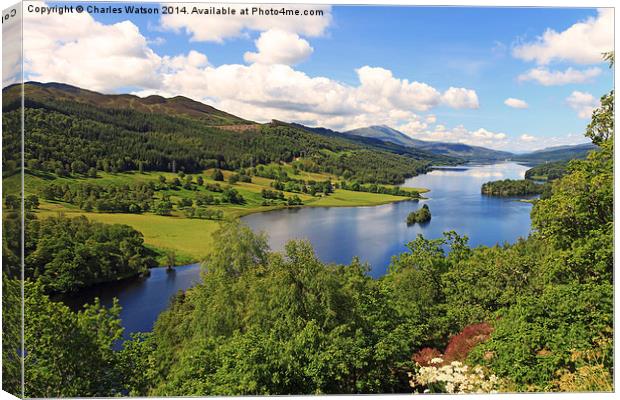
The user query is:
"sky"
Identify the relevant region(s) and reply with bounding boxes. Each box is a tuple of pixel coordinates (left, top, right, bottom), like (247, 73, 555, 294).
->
(4, 2, 615, 152)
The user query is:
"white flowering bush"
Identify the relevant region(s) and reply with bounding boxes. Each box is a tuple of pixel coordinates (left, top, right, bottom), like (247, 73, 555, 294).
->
(409, 357, 501, 394)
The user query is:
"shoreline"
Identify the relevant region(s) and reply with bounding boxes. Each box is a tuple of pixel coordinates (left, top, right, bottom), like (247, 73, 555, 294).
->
(34, 184, 431, 267)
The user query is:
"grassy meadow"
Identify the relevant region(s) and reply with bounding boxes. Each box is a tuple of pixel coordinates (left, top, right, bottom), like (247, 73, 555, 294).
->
(10, 165, 427, 264)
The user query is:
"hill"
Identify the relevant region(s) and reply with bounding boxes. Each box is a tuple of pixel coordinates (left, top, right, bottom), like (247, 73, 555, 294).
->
(344, 125, 512, 161)
(512, 142, 597, 164)
(3, 82, 451, 185)
(3, 82, 250, 125)
(345, 125, 427, 147)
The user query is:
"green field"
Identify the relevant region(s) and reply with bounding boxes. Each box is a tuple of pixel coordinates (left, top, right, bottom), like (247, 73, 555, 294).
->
(9, 166, 427, 264)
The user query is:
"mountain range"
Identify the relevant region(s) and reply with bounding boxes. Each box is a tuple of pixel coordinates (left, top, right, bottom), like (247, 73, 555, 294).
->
(4, 82, 595, 167)
(341, 125, 594, 163)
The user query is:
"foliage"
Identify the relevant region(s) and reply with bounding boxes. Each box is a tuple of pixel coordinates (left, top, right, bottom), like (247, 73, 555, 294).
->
(406, 204, 431, 225)
(42, 181, 156, 213)
(481, 179, 545, 197)
(23, 215, 155, 293)
(524, 160, 569, 181)
(530, 136, 613, 283)
(551, 335, 613, 392)
(468, 283, 613, 391)
(23, 281, 123, 397)
(136, 222, 421, 395)
(443, 323, 493, 363)
(2, 277, 22, 397)
(585, 53, 613, 145)
(340, 181, 420, 198)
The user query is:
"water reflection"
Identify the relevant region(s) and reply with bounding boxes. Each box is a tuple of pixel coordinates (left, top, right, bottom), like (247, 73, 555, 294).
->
(244, 162, 533, 277)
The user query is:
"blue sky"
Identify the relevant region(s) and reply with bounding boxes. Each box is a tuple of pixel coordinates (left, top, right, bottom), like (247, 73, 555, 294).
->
(14, 3, 615, 152)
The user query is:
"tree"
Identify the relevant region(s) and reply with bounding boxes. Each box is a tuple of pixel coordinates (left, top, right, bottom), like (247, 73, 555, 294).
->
(24, 215, 155, 293)
(196, 176, 204, 186)
(70, 160, 88, 175)
(221, 187, 244, 204)
(4, 194, 19, 210)
(406, 204, 431, 225)
(154, 200, 173, 216)
(144, 224, 419, 395)
(228, 174, 240, 184)
(24, 282, 123, 397)
(165, 250, 176, 271)
(586, 52, 614, 145)
(87, 167, 98, 178)
(24, 194, 39, 210)
(212, 169, 224, 182)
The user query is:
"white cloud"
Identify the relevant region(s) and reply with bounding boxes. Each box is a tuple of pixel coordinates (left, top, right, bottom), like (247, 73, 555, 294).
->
(518, 67, 601, 86)
(23, 3, 161, 91)
(566, 91, 599, 119)
(355, 66, 443, 112)
(244, 29, 313, 65)
(441, 87, 479, 109)
(513, 8, 613, 65)
(398, 123, 589, 152)
(163, 50, 209, 70)
(397, 124, 507, 148)
(504, 98, 528, 109)
(20, 4, 505, 151)
(130, 61, 478, 133)
(520, 134, 537, 142)
(160, 4, 332, 43)
(2, 5, 22, 88)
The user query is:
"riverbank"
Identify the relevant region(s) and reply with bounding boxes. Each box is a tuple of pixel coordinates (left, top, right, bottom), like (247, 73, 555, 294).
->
(13, 167, 428, 265)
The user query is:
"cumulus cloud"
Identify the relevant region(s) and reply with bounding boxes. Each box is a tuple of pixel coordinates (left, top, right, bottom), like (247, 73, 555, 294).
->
(398, 123, 589, 152)
(355, 66, 443, 112)
(159, 3, 332, 42)
(244, 29, 313, 65)
(21, 4, 495, 151)
(520, 134, 537, 142)
(441, 87, 480, 109)
(504, 98, 528, 109)
(566, 91, 599, 119)
(2, 5, 22, 88)
(397, 124, 507, 148)
(518, 67, 601, 86)
(23, 2, 161, 91)
(513, 8, 613, 65)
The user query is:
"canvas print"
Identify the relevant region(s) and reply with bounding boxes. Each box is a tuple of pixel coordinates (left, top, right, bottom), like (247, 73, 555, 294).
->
(1, 2, 614, 397)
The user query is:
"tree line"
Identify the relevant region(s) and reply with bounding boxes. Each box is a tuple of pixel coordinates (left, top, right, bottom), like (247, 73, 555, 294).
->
(481, 179, 546, 197)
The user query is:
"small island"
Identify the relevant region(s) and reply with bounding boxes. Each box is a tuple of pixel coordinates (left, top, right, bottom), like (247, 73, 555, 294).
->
(406, 204, 431, 225)
(481, 179, 545, 197)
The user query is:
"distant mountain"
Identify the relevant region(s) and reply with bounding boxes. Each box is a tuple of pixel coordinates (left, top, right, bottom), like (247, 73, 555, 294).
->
(344, 125, 512, 161)
(512, 142, 597, 164)
(290, 123, 458, 164)
(345, 125, 427, 148)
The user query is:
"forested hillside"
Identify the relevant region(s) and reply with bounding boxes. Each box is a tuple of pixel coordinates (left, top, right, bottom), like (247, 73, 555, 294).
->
(512, 142, 597, 164)
(2, 83, 453, 185)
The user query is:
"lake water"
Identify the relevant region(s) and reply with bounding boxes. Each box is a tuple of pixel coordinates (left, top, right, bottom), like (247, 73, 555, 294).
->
(66, 162, 533, 342)
(63, 263, 202, 347)
(243, 162, 533, 277)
